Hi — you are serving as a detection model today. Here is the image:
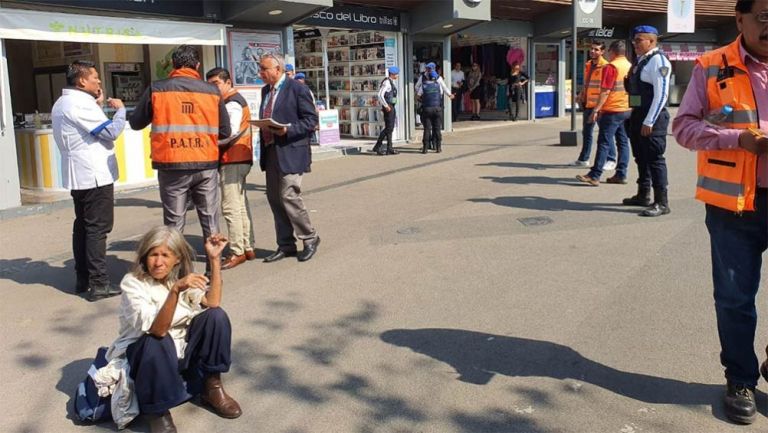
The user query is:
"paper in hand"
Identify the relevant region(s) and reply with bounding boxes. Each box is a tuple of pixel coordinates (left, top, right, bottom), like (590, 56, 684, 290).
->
(250, 118, 291, 129)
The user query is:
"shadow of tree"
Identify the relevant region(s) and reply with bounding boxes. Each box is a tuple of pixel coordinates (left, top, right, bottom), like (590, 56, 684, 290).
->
(476, 162, 569, 171)
(479, 175, 575, 186)
(468, 196, 637, 214)
(114, 197, 163, 208)
(0, 256, 132, 295)
(380, 328, 767, 422)
(452, 407, 547, 433)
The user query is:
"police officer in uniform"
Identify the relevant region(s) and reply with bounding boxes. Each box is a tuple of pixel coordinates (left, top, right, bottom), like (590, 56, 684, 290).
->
(624, 25, 672, 216)
(373, 66, 400, 156)
(418, 70, 449, 153)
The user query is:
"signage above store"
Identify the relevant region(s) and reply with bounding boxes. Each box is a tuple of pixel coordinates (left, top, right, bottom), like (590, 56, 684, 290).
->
(301, 5, 401, 32)
(12, 0, 206, 18)
(667, 0, 696, 33)
(575, 0, 602, 29)
(0, 8, 226, 45)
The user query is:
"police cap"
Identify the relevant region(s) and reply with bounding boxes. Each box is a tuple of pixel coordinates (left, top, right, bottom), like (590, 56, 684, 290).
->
(632, 25, 659, 36)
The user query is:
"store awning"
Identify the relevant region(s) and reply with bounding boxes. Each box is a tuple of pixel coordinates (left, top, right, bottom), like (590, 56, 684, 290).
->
(660, 43, 715, 61)
(0, 8, 227, 46)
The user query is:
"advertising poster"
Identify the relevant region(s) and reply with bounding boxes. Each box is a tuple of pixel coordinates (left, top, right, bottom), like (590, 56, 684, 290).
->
(384, 38, 396, 69)
(236, 88, 263, 161)
(228, 30, 283, 87)
(668, 0, 695, 33)
(318, 109, 341, 147)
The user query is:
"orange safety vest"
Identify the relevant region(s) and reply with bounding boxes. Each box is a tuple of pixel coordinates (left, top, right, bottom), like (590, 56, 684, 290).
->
(150, 68, 221, 170)
(583, 57, 608, 109)
(220, 90, 253, 165)
(695, 36, 759, 212)
(601, 56, 631, 112)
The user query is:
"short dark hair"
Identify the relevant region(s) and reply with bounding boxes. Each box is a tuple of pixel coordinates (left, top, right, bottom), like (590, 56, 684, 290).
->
(609, 40, 626, 56)
(66, 60, 96, 86)
(735, 0, 755, 13)
(172, 45, 199, 70)
(591, 41, 606, 51)
(206, 67, 231, 82)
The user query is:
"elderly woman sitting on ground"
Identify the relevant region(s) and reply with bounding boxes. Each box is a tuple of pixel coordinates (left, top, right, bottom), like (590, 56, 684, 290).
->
(96, 226, 241, 432)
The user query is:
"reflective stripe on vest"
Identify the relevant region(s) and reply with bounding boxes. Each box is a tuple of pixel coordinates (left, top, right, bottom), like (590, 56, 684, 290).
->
(602, 56, 631, 112)
(220, 91, 253, 165)
(584, 57, 607, 109)
(149, 70, 221, 170)
(694, 36, 759, 212)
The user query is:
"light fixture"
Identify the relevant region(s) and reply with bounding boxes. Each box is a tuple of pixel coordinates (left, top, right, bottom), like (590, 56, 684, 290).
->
(268, 9, 283, 16)
(443, 24, 454, 29)
(560, 30, 570, 34)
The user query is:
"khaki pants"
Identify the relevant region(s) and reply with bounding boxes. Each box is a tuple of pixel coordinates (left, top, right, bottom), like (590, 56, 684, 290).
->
(219, 163, 255, 256)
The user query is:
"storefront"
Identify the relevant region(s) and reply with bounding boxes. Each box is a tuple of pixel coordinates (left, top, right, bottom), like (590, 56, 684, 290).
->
(0, 6, 226, 197)
(292, 5, 406, 141)
(659, 41, 714, 105)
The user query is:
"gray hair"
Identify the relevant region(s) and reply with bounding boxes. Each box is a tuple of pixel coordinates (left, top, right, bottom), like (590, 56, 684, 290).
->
(132, 226, 196, 284)
(260, 52, 285, 71)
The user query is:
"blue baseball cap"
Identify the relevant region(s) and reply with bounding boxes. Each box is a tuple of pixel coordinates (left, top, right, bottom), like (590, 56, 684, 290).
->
(388, 66, 400, 75)
(295, 72, 306, 80)
(426, 62, 436, 69)
(429, 71, 438, 80)
(285, 63, 295, 71)
(632, 25, 659, 36)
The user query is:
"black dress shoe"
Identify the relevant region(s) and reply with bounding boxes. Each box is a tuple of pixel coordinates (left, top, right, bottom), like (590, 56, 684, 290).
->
(298, 237, 321, 262)
(640, 203, 671, 217)
(387, 149, 399, 155)
(263, 249, 297, 263)
(760, 359, 768, 383)
(88, 284, 121, 301)
(724, 382, 756, 424)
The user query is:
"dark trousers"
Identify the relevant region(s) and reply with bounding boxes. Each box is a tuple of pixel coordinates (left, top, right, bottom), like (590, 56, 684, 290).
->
(71, 184, 114, 288)
(126, 308, 233, 415)
(421, 106, 443, 151)
(451, 88, 462, 121)
(705, 189, 767, 388)
(374, 107, 396, 152)
(629, 110, 669, 190)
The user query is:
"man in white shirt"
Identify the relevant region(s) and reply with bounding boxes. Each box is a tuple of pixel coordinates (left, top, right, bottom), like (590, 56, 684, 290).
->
(52, 60, 125, 300)
(450, 62, 465, 122)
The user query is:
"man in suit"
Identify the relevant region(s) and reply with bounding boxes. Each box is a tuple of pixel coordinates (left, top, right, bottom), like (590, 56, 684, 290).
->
(257, 53, 320, 263)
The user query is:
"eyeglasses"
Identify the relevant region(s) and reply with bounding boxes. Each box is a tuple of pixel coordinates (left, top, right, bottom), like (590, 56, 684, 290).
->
(750, 11, 768, 23)
(632, 37, 649, 44)
(259, 65, 278, 71)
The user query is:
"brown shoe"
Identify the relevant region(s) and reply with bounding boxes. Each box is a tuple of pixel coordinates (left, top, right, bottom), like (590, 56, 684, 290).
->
(221, 254, 246, 270)
(606, 175, 628, 184)
(201, 373, 242, 419)
(575, 174, 599, 186)
(244, 250, 257, 261)
(149, 411, 177, 433)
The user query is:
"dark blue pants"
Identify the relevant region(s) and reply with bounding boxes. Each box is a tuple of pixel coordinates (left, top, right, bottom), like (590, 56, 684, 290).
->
(705, 189, 767, 388)
(126, 308, 232, 415)
(588, 111, 630, 180)
(629, 109, 669, 190)
(578, 109, 616, 163)
(421, 106, 442, 150)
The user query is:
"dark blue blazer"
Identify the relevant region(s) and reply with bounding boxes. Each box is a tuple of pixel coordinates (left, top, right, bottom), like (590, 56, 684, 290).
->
(259, 77, 318, 174)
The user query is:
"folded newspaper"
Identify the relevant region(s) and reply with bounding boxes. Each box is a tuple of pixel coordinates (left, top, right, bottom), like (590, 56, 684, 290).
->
(250, 118, 291, 129)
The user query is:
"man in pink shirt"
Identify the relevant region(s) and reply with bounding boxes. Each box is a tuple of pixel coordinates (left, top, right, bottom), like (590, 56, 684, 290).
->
(672, 0, 768, 425)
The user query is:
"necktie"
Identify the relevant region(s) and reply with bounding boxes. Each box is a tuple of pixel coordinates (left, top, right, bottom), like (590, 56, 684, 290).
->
(262, 87, 275, 145)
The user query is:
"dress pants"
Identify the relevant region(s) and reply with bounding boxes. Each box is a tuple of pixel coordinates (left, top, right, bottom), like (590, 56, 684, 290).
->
(451, 88, 462, 121)
(421, 106, 442, 151)
(705, 189, 767, 388)
(219, 163, 255, 256)
(264, 145, 317, 252)
(158, 168, 220, 244)
(71, 184, 114, 288)
(126, 308, 233, 415)
(629, 110, 669, 190)
(374, 107, 397, 152)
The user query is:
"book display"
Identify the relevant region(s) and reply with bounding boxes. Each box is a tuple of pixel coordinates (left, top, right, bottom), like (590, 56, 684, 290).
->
(295, 29, 389, 138)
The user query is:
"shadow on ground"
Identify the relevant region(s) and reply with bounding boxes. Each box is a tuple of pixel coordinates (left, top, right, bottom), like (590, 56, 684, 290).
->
(0, 256, 132, 295)
(380, 328, 768, 425)
(469, 196, 638, 214)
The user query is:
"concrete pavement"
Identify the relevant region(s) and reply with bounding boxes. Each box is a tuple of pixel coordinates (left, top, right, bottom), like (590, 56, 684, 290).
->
(0, 116, 766, 433)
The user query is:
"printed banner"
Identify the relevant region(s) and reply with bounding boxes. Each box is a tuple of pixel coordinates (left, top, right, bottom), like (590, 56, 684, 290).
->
(318, 109, 341, 147)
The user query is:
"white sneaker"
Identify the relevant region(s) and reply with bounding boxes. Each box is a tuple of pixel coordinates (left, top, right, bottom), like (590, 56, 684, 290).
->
(568, 160, 589, 167)
(603, 160, 617, 170)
